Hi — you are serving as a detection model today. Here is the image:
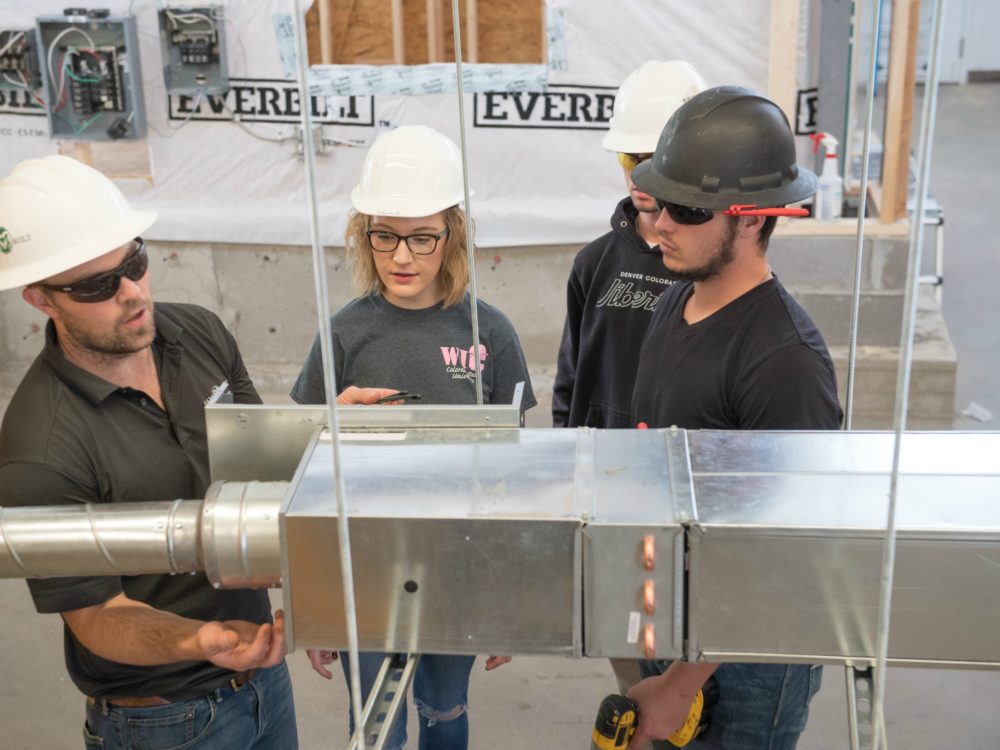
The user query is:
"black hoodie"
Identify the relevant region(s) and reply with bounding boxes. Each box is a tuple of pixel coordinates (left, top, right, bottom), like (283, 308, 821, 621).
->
(552, 197, 674, 427)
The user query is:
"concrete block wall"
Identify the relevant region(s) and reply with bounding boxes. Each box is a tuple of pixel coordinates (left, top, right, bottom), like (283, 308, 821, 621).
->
(0, 224, 957, 429)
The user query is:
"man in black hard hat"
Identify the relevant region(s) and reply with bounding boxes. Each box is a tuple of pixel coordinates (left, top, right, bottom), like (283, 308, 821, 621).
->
(626, 87, 843, 748)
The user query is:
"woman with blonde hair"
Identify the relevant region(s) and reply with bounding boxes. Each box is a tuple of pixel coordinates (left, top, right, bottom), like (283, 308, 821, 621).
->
(291, 125, 535, 750)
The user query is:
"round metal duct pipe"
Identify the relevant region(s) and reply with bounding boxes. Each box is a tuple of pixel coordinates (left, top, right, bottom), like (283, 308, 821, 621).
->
(0, 481, 286, 587)
(202, 480, 287, 588)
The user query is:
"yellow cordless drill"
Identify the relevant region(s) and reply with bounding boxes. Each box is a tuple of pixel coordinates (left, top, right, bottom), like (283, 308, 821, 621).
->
(590, 689, 706, 749)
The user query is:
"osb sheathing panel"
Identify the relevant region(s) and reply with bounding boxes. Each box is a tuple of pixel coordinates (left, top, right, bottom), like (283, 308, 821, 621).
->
(306, 0, 543, 65)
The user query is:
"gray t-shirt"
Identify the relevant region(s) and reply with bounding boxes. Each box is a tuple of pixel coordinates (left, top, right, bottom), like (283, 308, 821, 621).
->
(291, 293, 536, 410)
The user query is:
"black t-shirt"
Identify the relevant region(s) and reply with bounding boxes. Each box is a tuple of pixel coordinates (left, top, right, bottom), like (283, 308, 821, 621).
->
(0, 303, 272, 700)
(632, 277, 843, 430)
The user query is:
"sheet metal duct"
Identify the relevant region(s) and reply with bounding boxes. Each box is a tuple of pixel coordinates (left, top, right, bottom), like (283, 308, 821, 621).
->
(282, 427, 690, 658)
(686, 431, 1000, 667)
(2, 426, 999, 668)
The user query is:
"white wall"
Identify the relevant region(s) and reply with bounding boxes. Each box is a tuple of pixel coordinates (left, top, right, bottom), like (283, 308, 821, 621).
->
(964, 0, 1000, 73)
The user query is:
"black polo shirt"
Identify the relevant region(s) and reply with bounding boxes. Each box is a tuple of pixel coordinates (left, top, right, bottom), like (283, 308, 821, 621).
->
(0, 302, 272, 700)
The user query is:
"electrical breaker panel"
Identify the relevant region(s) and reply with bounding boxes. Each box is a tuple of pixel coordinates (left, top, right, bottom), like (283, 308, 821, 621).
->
(36, 9, 146, 140)
(158, 5, 228, 94)
(0, 29, 42, 90)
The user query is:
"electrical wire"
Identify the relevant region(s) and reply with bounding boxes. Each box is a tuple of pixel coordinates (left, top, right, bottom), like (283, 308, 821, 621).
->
(223, 17, 249, 81)
(222, 101, 295, 142)
(73, 111, 102, 134)
(6, 68, 74, 128)
(220, 17, 295, 143)
(77, 48, 106, 63)
(4, 69, 46, 110)
(164, 10, 218, 42)
(148, 91, 204, 138)
(63, 63, 102, 84)
(53, 54, 69, 110)
(0, 31, 24, 58)
(46, 27, 97, 108)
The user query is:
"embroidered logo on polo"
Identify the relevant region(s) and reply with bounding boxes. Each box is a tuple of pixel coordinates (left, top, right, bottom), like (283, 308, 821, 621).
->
(440, 344, 489, 380)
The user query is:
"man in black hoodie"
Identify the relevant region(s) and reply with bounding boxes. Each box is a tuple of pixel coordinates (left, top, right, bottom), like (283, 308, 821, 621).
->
(552, 60, 706, 429)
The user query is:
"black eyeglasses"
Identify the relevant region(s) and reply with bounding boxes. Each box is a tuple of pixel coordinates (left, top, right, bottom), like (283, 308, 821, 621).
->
(367, 228, 448, 256)
(35, 238, 148, 303)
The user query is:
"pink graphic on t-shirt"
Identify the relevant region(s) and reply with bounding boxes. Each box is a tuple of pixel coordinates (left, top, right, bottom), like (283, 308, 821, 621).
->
(440, 344, 489, 373)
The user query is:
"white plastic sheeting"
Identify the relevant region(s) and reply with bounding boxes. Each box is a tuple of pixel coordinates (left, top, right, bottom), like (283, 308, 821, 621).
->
(0, 1, 809, 248)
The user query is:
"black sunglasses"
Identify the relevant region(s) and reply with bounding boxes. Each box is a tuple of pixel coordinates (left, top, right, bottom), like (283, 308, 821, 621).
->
(36, 238, 148, 303)
(655, 201, 813, 224)
(654, 199, 716, 226)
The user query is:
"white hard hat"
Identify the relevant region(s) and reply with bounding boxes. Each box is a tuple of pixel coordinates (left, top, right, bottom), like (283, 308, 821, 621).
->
(0, 155, 157, 291)
(602, 60, 708, 154)
(351, 125, 470, 217)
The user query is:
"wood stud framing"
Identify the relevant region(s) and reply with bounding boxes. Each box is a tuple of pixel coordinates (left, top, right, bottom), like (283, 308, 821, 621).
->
(391, 0, 405, 64)
(768, 0, 801, 127)
(881, 0, 921, 223)
(318, 0, 334, 64)
(303, 2, 918, 228)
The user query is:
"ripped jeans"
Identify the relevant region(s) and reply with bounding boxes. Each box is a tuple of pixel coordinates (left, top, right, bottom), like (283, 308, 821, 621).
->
(340, 651, 475, 750)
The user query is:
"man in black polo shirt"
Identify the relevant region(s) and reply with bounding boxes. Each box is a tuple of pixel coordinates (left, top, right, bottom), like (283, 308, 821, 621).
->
(625, 88, 843, 748)
(0, 156, 297, 749)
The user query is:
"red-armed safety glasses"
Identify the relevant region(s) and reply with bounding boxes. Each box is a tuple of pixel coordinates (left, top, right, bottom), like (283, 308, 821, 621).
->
(655, 199, 809, 225)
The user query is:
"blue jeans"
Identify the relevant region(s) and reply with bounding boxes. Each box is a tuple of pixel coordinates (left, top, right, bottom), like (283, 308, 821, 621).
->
(341, 651, 475, 750)
(82, 662, 297, 750)
(639, 661, 822, 750)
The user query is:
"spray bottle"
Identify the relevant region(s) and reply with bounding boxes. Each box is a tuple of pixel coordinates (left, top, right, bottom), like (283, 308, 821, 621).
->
(809, 132, 843, 220)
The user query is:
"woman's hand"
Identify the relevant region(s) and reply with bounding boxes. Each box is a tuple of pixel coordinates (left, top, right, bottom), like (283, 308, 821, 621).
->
(484, 655, 512, 671)
(336, 386, 401, 405)
(307, 648, 338, 679)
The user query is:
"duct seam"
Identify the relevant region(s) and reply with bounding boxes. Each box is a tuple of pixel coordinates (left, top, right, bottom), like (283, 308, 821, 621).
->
(85, 503, 118, 571)
(0, 508, 39, 578)
(165, 498, 182, 574)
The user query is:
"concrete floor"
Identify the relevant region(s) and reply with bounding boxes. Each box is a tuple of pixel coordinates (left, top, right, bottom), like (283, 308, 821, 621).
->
(1, 82, 1000, 748)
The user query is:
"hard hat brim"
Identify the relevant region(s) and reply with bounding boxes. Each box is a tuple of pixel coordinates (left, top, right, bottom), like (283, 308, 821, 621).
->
(601, 131, 659, 155)
(351, 186, 470, 218)
(632, 161, 818, 211)
(0, 208, 158, 291)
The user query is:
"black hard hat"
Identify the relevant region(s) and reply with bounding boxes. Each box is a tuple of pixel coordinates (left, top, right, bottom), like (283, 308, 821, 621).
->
(632, 86, 817, 210)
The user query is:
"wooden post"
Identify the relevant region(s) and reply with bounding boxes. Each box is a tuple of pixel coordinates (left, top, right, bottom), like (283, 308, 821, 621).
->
(540, 0, 548, 65)
(466, 0, 479, 63)
(881, 0, 920, 223)
(392, 0, 405, 64)
(318, 0, 333, 64)
(768, 0, 800, 127)
(426, 0, 446, 62)
(68, 141, 94, 166)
